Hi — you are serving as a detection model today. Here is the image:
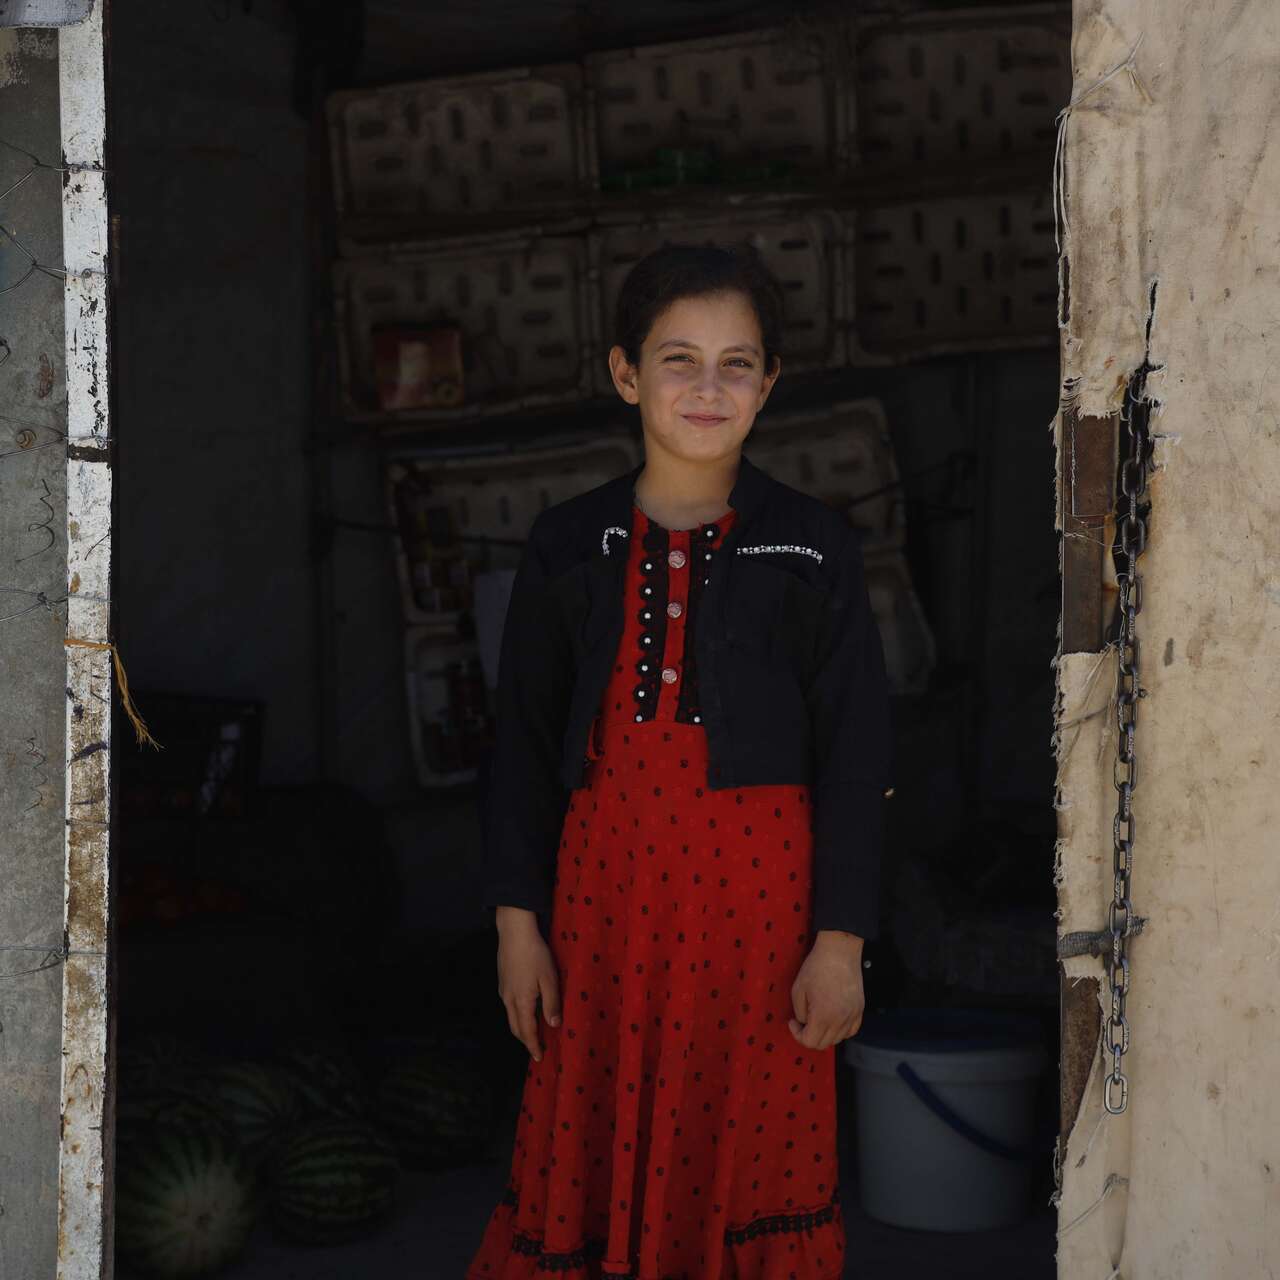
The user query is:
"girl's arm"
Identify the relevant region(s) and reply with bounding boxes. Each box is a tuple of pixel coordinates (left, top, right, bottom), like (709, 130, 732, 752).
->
(481, 511, 574, 924)
(804, 529, 893, 942)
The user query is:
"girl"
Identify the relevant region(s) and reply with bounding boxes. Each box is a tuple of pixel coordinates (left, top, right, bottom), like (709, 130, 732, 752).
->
(468, 244, 892, 1280)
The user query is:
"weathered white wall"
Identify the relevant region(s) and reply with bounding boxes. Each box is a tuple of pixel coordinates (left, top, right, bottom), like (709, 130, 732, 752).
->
(0, 24, 67, 1280)
(1054, 1, 1280, 1274)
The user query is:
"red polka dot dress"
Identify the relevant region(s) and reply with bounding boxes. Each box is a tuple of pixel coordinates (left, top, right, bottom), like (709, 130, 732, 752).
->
(468, 502, 846, 1280)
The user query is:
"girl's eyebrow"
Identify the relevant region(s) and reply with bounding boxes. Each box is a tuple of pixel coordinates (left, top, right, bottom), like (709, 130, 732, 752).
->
(656, 339, 761, 356)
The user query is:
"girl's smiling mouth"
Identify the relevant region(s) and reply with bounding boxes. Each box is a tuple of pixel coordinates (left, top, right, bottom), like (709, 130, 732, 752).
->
(682, 412, 729, 425)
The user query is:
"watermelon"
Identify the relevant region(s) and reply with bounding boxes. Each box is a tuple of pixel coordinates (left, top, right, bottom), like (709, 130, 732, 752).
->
(115, 1126, 258, 1277)
(118, 1031, 206, 1094)
(116, 1088, 236, 1147)
(195, 1061, 301, 1169)
(268, 1117, 400, 1245)
(373, 1052, 493, 1169)
(272, 1041, 368, 1121)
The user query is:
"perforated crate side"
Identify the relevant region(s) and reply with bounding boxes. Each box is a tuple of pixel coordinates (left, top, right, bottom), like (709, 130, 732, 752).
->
(404, 628, 489, 788)
(863, 548, 937, 697)
(326, 63, 590, 229)
(334, 235, 595, 425)
(587, 28, 842, 185)
(385, 435, 643, 628)
(746, 399, 905, 553)
(843, 188, 1059, 362)
(590, 207, 849, 394)
(850, 4, 1071, 174)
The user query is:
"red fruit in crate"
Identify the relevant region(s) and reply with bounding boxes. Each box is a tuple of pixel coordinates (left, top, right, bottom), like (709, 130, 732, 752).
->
(373, 326, 464, 411)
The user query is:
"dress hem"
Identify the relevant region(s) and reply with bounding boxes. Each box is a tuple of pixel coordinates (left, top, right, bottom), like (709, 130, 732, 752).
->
(465, 1186, 846, 1280)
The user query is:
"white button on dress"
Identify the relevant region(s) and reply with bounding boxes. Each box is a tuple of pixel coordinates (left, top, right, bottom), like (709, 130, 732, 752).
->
(668, 548, 687, 569)
(666, 600, 683, 619)
(661, 666, 679, 684)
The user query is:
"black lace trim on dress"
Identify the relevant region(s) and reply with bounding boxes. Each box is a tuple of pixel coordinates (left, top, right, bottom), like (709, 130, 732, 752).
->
(511, 1229, 618, 1274)
(632, 521, 669, 723)
(674, 520, 723, 726)
(722, 1183, 841, 1245)
(498, 1182, 839, 1275)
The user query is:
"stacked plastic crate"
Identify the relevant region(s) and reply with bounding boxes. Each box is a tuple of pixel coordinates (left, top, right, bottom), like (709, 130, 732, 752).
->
(842, 6, 1069, 360)
(385, 437, 641, 786)
(328, 65, 600, 783)
(326, 9, 1067, 783)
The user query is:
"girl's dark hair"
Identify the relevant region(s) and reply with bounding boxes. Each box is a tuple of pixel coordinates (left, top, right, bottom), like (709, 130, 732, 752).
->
(613, 242, 785, 371)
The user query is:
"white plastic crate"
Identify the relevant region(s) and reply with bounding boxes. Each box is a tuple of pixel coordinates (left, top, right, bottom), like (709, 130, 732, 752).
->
(851, 5, 1070, 172)
(590, 207, 849, 393)
(334, 234, 594, 424)
(746, 399, 905, 553)
(326, 63, 590, 239)
(385, 434, 643, 630)
(864, 548, 937, 696)
(403, 629, 492, 788)
(842, 188, 1058, 360)
(587, 28, 846, 188)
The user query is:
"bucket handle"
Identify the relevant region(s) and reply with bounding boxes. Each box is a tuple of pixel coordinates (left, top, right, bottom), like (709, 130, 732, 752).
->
(894, 1061, 1037, 1163)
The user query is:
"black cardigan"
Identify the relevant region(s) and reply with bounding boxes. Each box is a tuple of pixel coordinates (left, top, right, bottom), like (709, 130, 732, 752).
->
(481, 452, 894, 941)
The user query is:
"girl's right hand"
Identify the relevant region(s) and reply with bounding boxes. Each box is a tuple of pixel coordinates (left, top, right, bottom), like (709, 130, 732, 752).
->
(495, 907, 562, 1062)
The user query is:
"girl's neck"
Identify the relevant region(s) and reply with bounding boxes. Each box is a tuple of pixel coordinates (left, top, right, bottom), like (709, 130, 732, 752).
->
(633, 449, 738, 532)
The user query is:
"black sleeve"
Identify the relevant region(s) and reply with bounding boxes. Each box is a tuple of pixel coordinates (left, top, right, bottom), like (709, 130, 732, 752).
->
(804, 529, 893, 941)
(479, 512, 574, 922)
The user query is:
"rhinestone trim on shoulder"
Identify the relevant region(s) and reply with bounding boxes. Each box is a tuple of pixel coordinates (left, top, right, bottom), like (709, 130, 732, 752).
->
(601, 526, 629, 555)
(735, 543, 824, 565)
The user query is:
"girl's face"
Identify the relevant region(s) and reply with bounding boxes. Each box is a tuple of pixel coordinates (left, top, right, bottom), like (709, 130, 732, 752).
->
(608, 290, 781, 468)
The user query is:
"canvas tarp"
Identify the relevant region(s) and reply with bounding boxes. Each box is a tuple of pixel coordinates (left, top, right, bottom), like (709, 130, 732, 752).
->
(1053, 0, 1280, 1274)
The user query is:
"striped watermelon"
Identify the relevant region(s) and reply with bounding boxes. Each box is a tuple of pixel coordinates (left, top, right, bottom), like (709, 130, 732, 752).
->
(272, 1041, 367, 1121)
(118, 1031, 206, 1094)
(116, 1087, 236, 1146)
(115, 1126, 258, 1277)
(374, 1053, 493, 1169)
(196, 1061, 300, 1168)
(268, 1117, 400, 1245)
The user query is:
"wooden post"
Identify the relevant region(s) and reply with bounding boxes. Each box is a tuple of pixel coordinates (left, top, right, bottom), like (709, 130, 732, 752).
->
(1057, 406, 1116, 1141)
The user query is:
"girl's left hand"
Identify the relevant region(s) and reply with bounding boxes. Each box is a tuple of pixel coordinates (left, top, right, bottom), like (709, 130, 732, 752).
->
(788, 931, 867, 1050)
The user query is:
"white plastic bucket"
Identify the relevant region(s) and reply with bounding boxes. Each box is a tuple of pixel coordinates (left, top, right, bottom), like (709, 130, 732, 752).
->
(842, 1008, 1048, 1232)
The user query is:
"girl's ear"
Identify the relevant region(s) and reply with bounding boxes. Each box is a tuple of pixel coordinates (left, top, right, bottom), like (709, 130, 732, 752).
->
(608, 345, 641, 405)
(757, 354, 782, 410)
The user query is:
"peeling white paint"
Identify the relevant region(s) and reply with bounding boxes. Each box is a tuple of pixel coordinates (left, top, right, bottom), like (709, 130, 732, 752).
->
(57, 6, 112, 1279)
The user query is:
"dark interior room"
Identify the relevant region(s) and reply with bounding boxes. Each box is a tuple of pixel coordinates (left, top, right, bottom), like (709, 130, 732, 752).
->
(91, 1, 1071, 1274)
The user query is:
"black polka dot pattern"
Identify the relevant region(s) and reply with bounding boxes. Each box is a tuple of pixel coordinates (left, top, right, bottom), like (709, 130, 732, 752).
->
(466, 501, 844, 1280)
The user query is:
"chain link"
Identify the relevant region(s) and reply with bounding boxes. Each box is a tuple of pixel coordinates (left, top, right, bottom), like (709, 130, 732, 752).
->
(1104, 372, 1153, 1115)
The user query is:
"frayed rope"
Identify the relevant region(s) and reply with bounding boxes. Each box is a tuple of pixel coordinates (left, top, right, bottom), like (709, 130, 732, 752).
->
(1056, 1171, 1129, 1239)
(64, 637, 162, 749)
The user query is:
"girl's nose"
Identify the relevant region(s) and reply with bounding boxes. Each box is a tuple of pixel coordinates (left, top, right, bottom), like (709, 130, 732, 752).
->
(693, 366, 721, 396)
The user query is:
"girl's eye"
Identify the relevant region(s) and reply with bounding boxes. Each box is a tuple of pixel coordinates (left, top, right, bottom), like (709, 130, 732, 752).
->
(726, 358, 752, 368)
(664, 353, 694, 363)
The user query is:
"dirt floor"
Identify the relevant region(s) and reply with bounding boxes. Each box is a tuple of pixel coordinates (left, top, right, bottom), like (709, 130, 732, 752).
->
(122, 1154, 1055, 1280)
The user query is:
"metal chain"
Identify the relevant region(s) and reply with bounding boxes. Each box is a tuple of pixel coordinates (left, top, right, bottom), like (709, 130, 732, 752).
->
(1104, 370, 1153, 1115)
